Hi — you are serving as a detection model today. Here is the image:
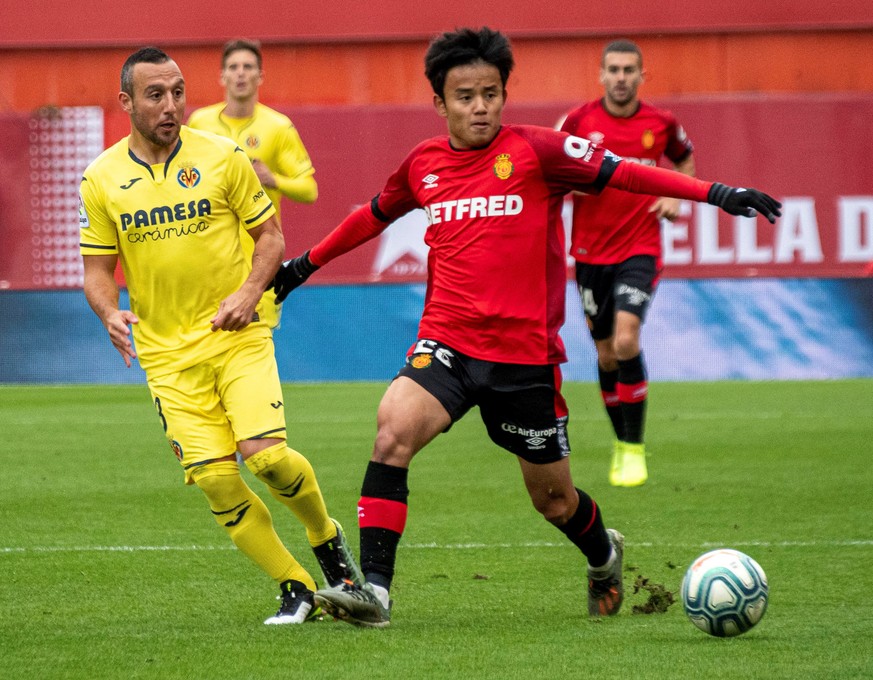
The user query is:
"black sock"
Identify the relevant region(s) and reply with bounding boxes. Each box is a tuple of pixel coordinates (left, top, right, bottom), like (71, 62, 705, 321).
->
(598, 365, 625, 440)
(358, 461, 409, 590)
(557, 488, 611, 567)
(617, 354, 647, 444)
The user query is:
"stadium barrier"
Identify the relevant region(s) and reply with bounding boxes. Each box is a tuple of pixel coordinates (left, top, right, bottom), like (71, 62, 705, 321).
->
(1, 278, 871, 383)
(1, 95, 871, 382)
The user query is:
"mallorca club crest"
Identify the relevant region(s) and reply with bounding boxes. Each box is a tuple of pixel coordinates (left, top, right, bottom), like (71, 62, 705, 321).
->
(641, 129, 655, 150)
(177, 163, 201, 188)
(246, 135, 260, 149)
(410, 354, 432, 369)
(493, 153, 514, 180)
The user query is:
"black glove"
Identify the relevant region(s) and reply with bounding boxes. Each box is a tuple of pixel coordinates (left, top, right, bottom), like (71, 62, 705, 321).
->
(707, 183, 782, 223)
(271, 250, 319, 303)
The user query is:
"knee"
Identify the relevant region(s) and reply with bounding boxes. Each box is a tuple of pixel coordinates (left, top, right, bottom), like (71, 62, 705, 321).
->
(245, 442, 300, 485)
(190, 462, 249, 522)
(613, 331, 640, 360)
(372, 426, 416, 467)
(596, 344, 618, 372)
(531, 491, 576, 526)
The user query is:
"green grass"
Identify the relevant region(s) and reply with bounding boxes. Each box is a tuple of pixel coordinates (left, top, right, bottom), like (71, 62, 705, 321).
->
(1, 381, 872, 679)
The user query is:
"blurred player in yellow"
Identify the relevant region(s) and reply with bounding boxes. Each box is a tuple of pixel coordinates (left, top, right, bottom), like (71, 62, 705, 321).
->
(79, 47, 360, 625)
(188, 38, 317, 329)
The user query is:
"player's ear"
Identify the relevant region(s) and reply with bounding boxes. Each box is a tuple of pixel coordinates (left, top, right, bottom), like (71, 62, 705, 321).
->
(118, 91, 132, 113)
(433, 93, 447, 118)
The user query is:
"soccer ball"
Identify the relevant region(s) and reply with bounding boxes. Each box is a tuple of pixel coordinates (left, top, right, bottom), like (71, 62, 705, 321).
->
(681, 548, 768, 637)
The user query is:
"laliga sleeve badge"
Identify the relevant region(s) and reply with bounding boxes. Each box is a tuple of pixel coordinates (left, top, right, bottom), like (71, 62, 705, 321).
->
(78, 194, 90, 229)
(410, 354, 433, 369)
(170, 439, 184, 461)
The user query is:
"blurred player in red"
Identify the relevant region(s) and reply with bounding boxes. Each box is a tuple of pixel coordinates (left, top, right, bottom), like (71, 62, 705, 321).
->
(272, 27, 780, 627)
(560, 40, 696, 487)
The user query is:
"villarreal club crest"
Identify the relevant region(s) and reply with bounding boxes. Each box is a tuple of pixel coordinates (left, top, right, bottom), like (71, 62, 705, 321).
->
(177, 164, 201, 188)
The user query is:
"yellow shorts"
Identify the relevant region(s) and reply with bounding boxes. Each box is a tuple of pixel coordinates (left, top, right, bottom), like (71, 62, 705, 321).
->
(147, 337, 286, 484)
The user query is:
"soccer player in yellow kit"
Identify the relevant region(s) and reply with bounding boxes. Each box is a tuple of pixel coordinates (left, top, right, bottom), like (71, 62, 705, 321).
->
(79, 47, 359, 625)
(188, 39, 317, 329)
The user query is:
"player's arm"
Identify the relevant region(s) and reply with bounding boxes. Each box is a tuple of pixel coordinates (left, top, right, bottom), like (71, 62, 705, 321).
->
(272, 197, 390, 302)
(82, 254, 139, 368)
(211, 214, 284, 332)
(253, 125, 318, 203)
(649, 152, 696, 221)
(606, 160, 781, 223)
(253, 161, 318, 203)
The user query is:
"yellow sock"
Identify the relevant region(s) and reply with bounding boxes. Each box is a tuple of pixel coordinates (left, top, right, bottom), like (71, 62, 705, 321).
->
(245, 443, 336, 546)
(192, 462, 315, 589)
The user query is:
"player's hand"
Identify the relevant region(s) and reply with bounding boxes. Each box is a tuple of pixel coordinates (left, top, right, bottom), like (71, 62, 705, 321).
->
(211, 284, 261, 332)
(251, 160, 277, 189)
(272, 250, 319, 303)
(104, 309, 139, 368)
(649, 197, 682, 221)
(707, 183, 782, 223)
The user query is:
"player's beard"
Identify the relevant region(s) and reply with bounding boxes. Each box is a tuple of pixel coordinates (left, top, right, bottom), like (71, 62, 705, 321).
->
(132, 108, 181, 148)
(607, 83, 637, 108)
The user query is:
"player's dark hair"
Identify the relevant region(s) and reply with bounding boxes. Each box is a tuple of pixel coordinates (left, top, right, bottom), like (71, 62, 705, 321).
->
(424, 27, 514, 98)
(602, 39, 643, 68)
(222, 38, 263, 70)
(121, 47, 172, 95)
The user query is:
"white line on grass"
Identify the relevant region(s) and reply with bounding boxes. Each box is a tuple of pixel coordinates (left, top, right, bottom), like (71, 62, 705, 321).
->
(3, 539, 872, 555)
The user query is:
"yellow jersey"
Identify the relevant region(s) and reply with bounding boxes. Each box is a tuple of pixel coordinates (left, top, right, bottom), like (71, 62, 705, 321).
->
(187, 102, 316, 327)
(79, 126, 276, 376)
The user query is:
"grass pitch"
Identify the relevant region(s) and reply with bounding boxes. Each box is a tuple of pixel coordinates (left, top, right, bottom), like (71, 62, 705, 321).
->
(1, 380, 871, 679)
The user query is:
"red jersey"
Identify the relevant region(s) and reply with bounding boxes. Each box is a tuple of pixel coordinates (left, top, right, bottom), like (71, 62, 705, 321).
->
(310, 124, 712, 365)
(560, 99, 694, 265)
(314, 125, 616, 365)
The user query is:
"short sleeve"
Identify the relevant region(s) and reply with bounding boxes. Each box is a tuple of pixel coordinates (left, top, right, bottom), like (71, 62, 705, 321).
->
(225, 146, 277, 229)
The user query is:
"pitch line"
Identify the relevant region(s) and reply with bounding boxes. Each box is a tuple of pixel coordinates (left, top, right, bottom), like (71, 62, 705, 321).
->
(2, 539, 872, 555)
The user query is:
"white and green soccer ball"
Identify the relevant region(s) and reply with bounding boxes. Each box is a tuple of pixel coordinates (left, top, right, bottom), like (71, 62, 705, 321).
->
(681, 548, 769, 637)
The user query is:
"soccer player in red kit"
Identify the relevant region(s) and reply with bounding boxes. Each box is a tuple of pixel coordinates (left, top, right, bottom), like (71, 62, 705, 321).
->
(272, 27, 780, 627)
(560, 39, 696, 487)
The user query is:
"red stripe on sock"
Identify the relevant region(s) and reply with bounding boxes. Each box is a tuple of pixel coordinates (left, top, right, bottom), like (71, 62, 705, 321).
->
(601, 391, 619, 407)
(577, 499, 598, 537)
(617, 381, 648, 404)
(357, 496, 408, 534)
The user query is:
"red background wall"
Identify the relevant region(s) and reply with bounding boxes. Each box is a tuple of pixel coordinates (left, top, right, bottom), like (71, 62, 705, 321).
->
(2, 1, 872, 114)
(2, 1, 871, 289)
